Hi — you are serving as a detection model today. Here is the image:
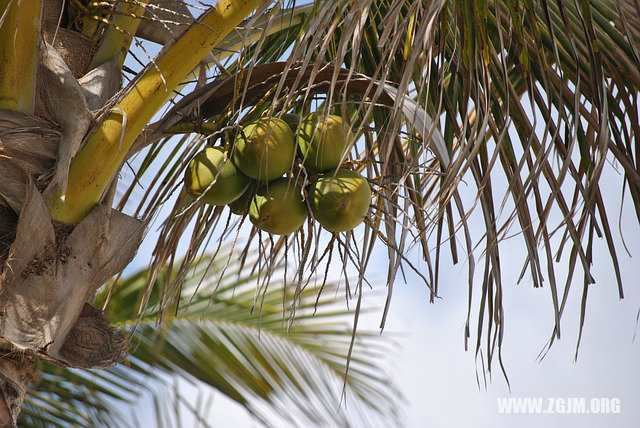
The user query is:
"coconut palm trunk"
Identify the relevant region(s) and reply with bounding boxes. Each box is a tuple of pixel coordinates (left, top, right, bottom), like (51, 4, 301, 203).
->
(0, 0, 264, 424)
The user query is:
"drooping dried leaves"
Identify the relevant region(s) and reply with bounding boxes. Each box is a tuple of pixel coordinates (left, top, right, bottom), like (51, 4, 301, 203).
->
(0, 1, 637, 412)
(114, 0, 640, 383)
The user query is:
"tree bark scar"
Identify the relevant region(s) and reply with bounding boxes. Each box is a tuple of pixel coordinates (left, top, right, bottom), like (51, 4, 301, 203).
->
(20, 243, 55, 278)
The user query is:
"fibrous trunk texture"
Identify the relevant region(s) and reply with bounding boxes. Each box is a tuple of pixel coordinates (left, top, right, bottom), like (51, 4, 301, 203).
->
(0, 112, 142, 425)
(0, 1, 146, 425)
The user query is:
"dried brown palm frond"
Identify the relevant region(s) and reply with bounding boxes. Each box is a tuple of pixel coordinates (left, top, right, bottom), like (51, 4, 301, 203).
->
(114, 0, 639, 383)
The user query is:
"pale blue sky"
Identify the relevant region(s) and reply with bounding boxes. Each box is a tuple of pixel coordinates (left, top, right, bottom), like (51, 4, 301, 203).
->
(119, 122, 640, 427)
(116, 3, 640, 426)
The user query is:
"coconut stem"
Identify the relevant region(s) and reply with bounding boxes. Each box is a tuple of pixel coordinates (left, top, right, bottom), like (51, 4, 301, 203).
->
(0, 0, 42, 113)
(165, 122, 220, 135)
(89, 0, 150, 70)
(211, 2, 313, 63)
(47, 0, 264, 223)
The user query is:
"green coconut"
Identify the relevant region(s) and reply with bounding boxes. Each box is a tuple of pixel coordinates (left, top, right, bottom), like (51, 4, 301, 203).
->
(282, 113, 302, 132)
(249, 179, 307, 235)
(228, 182, 257, 215)
(309, 169, 371, 233)
(298, 113, 350, 172)
(184, 147, 249, 205)
(233, 117, 295, 182)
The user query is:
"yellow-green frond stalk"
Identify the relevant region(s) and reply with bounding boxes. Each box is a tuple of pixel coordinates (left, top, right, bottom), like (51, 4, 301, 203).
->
(0, 0, 42, 113)
(213, 3, 312, 62)
(90, 0, 150, 69)
(47, 0, 263, 224)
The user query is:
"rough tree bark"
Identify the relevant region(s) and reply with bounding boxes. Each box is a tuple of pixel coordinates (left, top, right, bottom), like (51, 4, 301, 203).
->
(0, 2, 144, 425)
(0, 0, 262, 423)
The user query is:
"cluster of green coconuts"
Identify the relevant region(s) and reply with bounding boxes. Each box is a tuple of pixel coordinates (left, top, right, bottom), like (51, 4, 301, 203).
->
(183, 112, 372, 235)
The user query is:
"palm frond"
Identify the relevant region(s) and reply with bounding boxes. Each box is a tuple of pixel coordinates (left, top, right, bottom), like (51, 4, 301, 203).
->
(109, 0, 639, 379)
(22, 246, 400, 427)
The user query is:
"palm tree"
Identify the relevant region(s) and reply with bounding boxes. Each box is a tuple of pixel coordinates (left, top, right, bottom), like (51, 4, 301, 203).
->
(19, 248, 399, 427)
(0, 0, 638, 424)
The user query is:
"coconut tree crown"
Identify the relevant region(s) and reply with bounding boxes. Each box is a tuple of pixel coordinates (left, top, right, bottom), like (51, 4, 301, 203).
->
(0, 0, 638, 425)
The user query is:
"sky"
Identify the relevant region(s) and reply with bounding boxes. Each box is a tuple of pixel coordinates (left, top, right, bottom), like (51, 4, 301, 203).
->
(121, 135, 640, 428)
(116, 4, 640, 427)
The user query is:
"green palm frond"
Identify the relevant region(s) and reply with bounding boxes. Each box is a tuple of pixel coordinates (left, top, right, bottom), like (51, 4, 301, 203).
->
(20, 363, 142, 427)
(21, 246, 400, 427)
